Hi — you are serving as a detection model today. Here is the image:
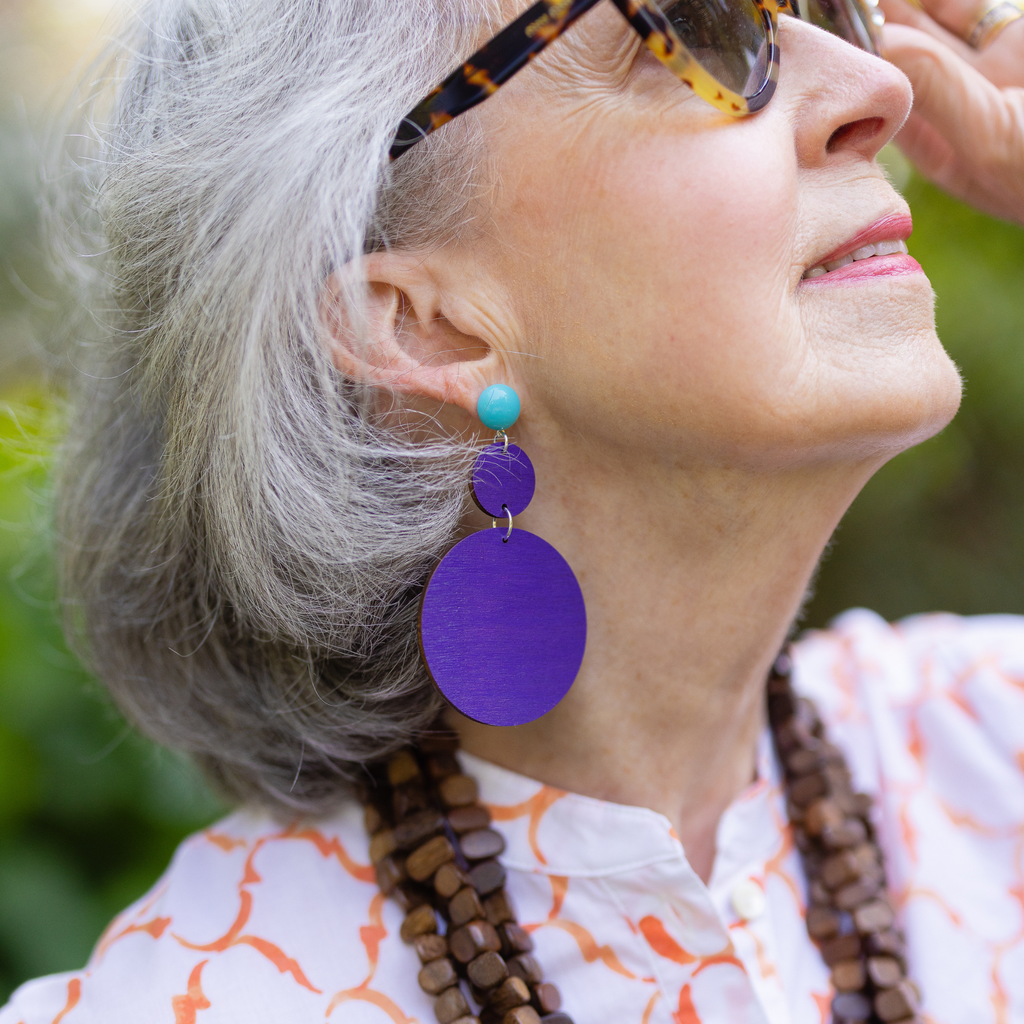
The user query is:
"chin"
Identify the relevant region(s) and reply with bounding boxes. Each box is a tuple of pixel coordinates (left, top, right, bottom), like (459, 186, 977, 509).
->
(795, 273, 962, 454)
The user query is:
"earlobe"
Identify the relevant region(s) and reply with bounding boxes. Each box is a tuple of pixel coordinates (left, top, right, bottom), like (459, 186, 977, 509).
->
(320, 254, 501, 423)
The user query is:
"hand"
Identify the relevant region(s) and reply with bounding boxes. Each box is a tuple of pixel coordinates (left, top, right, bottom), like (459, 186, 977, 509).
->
(879, 0, 1024, 224)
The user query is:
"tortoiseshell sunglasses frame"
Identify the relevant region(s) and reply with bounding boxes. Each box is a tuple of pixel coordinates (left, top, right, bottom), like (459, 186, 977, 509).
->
(390, 0, 798, 160)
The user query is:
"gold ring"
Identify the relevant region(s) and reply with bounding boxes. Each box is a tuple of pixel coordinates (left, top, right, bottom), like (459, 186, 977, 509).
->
(965, 0, 1024, 48)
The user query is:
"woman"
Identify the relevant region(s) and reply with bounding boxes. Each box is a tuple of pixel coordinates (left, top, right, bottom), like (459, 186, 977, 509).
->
(3, 0, 1023, 1020)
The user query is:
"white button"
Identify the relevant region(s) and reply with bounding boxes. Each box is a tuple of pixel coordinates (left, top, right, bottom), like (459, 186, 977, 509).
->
(731, 879, 767, 921)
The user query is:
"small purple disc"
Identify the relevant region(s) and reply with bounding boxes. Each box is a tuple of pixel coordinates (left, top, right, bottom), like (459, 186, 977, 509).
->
(471, 443, 536, 518)
(419, 528, 586, 727)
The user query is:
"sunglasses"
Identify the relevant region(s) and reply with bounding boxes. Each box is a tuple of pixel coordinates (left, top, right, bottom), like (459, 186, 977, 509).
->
(390, 0, 884, 160)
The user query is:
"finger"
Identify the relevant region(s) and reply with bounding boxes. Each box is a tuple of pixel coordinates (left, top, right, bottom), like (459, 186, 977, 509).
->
(882, 22, 1008, 140)
(893, 109, 964, 187)
(879, 0, 978, 60)
(896, 0, 983, 40)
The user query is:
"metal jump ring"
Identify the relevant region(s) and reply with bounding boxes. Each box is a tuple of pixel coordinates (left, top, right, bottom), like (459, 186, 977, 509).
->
(495, 429, 509, 453)
(502, 505, 513, 542)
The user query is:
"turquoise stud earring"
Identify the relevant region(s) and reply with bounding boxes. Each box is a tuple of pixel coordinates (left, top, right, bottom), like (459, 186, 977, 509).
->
(476, 384, 521, 432)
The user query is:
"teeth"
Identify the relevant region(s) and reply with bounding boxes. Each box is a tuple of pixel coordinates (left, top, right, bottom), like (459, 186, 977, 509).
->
(825, 254, 854, 272)
(803, 238, 909, 279)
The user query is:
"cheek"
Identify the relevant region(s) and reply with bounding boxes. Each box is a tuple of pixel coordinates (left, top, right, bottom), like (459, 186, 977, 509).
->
(529, 126, 804, 452)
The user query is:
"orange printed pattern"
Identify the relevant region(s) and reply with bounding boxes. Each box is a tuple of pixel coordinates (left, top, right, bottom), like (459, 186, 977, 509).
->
(49, 981, 79, 1024)
(171, 961, 210, 1024)
(2, 609, 1023, 1024)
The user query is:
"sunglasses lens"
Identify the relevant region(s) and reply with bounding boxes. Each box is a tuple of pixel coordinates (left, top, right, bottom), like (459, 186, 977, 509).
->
(656, 0, 771, 98)
(800, 0, 882, 53)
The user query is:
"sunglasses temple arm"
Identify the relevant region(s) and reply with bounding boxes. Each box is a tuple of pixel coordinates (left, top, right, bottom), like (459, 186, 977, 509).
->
(390, 0, 603, 160)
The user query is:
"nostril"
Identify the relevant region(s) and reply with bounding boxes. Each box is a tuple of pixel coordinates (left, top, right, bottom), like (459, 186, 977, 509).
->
(826, 116, 885, 153)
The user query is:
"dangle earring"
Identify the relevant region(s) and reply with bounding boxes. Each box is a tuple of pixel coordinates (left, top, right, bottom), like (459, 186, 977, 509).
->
(418, 385, 587, 727)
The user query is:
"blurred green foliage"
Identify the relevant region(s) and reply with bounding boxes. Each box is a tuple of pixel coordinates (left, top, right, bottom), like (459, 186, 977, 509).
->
(0, 116, 1022, 1003)
(0, 397, 223, 1001)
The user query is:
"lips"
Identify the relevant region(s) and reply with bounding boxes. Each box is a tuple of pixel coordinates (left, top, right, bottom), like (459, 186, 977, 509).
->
(801, 212, 922, 284)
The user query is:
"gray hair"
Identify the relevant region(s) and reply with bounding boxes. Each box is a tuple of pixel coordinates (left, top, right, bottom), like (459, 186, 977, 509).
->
(50, 0, 500, 811)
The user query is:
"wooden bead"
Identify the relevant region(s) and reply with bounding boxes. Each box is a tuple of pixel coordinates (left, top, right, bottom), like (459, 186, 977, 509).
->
(834, 875, 881, 911)
(375, 855, 406, 895)
(484, 890, 516, 927)
(450, 886, 486, 927)
(448, 1019, 481, 1024)
(867, 955, 905, 988)
(806, 906, 841, 940)
(786, 746, 825, 776)
(821, 851, 859, 890)
(499, 922, 534, 956)
(388, 750, 421, 787)
(501, 953, 539, 986)
(440, 774, 480, 808)
(415, 933, 449, 963)
(400, 903, 437, 943)
(803, 798, 843, 834)
(874, 981, 919, 1022)
(487, 977, 531, 1016)
(468, 950, 509, 990)
(820, 933, 862, 967)
(505, 953, 542, 986)
(831, 991, 872, 1022)
(851, 843, 879, 872)
(808, 879, 831, 907)
(775, 718, 814, 753)
(865, 929, 906, 961)
(831, 959, 867, 992)
(533, 982, 562, 1014)
(822, 818, 868, 850)
(396, 810, 445, 850)
(435, 986, 471, 1024)
(427, 753, 461, 780)
(853, 898, 895, 934)
(364, 804, 385, 835)
(393, 784, 430, 819)
(369, 829, 398, 864)
(789, 773, 828, 808)
(766, 689, 795, 727)
(469, 859, 507, 896)
(450, 920, 502, 963)
(407, 836, 456, 881)
(502, 1009, 540, 1024)
(449, 805, 493, 833)
(850, 792, 873, 819)
(435, 862, 472, 899)
(462, 828, 506, 860)
(537, 1015, 574, 1024)
(419, 957, 459, 995)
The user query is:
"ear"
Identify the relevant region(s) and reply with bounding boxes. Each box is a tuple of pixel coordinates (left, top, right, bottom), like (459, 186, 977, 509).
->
(321, 252, 510, 427)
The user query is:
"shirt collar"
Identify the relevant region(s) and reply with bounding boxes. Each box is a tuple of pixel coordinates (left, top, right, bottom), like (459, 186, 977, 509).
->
(461, 727, 785, 884)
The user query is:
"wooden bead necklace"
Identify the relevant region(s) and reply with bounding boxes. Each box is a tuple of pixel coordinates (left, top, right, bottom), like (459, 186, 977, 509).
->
(359, 653, 923, 1024)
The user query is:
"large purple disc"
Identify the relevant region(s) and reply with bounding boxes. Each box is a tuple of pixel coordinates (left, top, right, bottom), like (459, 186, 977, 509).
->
(419, 528, 586, 727)
(471, 443, 536, 518)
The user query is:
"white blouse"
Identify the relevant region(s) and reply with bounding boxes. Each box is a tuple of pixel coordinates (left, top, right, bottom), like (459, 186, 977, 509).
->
(3, 608, 1023, 1024)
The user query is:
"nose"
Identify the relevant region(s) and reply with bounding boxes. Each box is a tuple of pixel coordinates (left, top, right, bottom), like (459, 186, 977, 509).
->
(775, 15, 913, 167)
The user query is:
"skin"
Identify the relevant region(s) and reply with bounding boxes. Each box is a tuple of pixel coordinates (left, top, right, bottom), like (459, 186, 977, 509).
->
(325, 4, 963, 881)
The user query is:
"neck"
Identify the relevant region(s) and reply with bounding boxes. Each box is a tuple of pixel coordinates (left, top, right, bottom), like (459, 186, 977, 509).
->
(452, 441, 878, 882)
